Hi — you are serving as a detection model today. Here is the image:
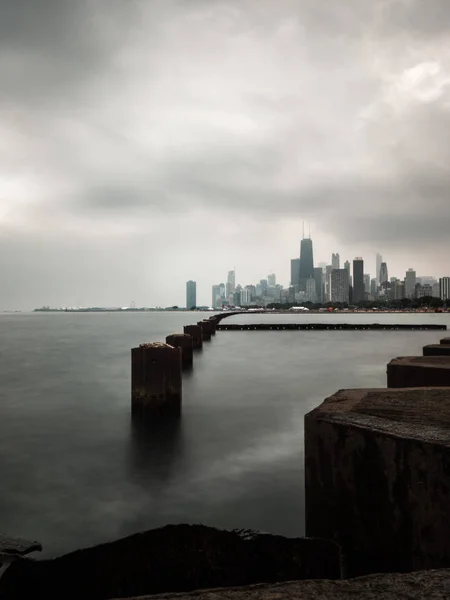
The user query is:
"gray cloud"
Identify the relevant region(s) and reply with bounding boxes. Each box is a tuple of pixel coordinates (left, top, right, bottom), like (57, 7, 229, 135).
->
(1, 0, 450, 308)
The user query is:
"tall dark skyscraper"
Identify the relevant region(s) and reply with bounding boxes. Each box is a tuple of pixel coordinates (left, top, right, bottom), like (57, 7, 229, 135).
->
(299, 237, 314, 290)
(353, 258, 365, 304)
(290, 258, 300, 287)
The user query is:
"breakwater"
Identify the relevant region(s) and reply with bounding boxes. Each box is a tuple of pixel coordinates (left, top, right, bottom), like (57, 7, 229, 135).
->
(217, 323, 446, 331)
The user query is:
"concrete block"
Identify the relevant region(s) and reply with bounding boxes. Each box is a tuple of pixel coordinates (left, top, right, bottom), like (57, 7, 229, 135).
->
(387, 356, 450, 387)
(305, 387, 450, 576)
(423, 344, 450, 357)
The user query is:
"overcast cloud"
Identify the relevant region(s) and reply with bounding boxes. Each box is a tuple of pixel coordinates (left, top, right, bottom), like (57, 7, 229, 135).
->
(1, 0, 449, 309)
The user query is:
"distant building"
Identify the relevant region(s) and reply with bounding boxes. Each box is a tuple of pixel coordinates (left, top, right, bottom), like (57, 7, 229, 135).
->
(379, 262, 388, 285)
(212, 284, 222, 309)
(290, 258, 300, 287)
(353, 258, 365, 304)
(226, 270, 236, 298)
(332, 253, 340, 270)
(415, 283, 433, 299)
(325, 265, 333, 302)
(344, 260, 352, 287)
(404, 269, 416, 299)
(331, 269, 350, 304)
(186, 280, 197, 309)
(440, 277, 450, 301)
(376, 253, 382, 286)
(260, 279, 268, 297)
(268, 273, 276, 286)
(313, 267, 324, 304)
(240, 288, 251, 305)
(393, 280, 405, 300)
(299, 237, 314, 290)
(432, 282, 440, 298)
(370, 278, 377, 299)
(364, 274, 371, 294)
(305, 277, 316, 303)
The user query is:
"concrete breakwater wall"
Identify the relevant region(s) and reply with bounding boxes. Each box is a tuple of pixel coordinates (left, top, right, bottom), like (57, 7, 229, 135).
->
(217, 323, 446, 331)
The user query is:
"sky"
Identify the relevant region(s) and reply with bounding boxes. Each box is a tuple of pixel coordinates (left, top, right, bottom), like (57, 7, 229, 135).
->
(1, 0, 450, 309)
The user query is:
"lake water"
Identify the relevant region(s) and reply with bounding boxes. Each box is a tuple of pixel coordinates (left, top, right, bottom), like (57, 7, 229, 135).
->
(0, 311, 448, 558)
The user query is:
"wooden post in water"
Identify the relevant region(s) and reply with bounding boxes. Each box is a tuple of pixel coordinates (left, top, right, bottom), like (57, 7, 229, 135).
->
(183, 325, 203, 349)
(198, 320, 212, 341)
(166, 333, 194, 369)
(131, 343, 182, 417)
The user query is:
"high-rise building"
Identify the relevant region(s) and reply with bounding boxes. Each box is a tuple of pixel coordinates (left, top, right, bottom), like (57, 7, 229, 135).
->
(370, 278, 377, 299)
(404, 269, 416, 299)
(325, 265, 333, 302)
(226, 270, 235, 297)
(306, 278, 316, 303)
(379, 262, 388, 285)
(186, 280, 197, 309)
(313, 267, 324, 304)
(212, 284, 221, 309)
(364, 274, 371, 294)
(353, 258, 365, 304)
(331, 269, 350, 304)
(332, 253, 340, 270)
(290, 258, 300, 287)
(440, 277, 450, 301)
(299, 237, 314, 290)
(432, 282, 440, 298)
(394, 280, 405, 300)
(268, 273, 276, 286)
(344, 260, 352, 287)
(376, 253, 382, 286)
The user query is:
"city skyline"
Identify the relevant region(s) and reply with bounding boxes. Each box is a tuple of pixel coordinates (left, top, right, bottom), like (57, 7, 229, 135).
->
(1, 0, 450, 310)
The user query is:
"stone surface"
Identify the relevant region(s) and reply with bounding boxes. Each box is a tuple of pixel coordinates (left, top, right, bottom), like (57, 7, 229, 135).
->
(166, 334, 194, 369)
(423, 345, 450, 356)
(0, 525, 341, 600)
(110, 569, 450, 600)
(0, 534, 42, 556)
(305, 387, 450, 577)
(387, 356, 450, 387)
(131, 343, 182, 416)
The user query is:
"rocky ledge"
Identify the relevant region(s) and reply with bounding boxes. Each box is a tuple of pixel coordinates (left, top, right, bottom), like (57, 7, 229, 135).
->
(0, 524, 341, 600)
(110, 569, 450, 600)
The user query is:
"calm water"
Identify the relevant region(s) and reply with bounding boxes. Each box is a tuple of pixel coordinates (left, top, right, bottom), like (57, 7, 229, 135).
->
(0, 311, 448, 558)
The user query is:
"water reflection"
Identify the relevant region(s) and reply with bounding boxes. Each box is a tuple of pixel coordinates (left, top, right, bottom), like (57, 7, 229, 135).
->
(128, 413, 185, 486)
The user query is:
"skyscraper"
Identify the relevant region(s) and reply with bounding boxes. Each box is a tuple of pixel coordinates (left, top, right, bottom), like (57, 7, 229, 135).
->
(268, 273, 276, 286)
(364, 274, 371, 294)
(299, 237, 314, 290)
(331, 269, 349, 304)
(353, 258, 365, 304)
(440, 277, 450, 301)
(186, 280, 197, 309)
(290, 258, 300, 287)
(404, 269, 416, 299)
(313, 267, 324, 304)
(332, 253, 340, 270)
(379, 262, 388, 285)
(226, 270, 235, 298)
(212, 285, 221, 309)
(376, 253, 382, 286)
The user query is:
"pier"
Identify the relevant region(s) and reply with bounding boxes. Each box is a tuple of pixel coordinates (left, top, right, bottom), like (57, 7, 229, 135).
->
(216, 322, 446, 331)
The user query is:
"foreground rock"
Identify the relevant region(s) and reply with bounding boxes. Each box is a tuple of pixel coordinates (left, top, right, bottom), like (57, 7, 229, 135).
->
(110, 569, 450, 600)
(0, 524, 341, 600)
(305, 387, 450, 577)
